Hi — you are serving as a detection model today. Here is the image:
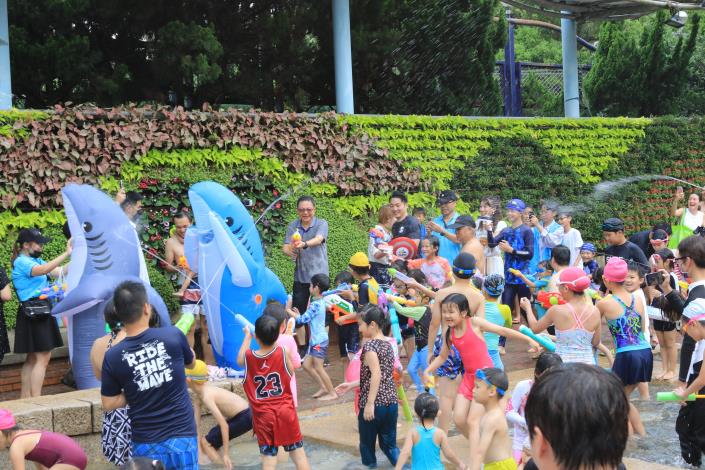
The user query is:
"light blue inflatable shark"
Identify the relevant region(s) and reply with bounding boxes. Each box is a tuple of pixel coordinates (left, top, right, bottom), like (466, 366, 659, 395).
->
(186, 181, 287, 369)
(54, 184, 171, 390)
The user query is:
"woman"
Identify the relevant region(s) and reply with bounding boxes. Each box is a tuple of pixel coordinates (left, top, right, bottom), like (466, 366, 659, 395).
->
(673, 190, 704, 232)
(0, 266, 12, 364)
(478, 196, 506, 277)
(11, 228, 70, 398)
(90, 298, 131, 466)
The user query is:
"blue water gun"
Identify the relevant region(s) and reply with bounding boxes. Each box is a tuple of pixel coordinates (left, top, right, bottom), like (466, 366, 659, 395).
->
(37, 282, 67, 303)
(321, 282, 353, 297)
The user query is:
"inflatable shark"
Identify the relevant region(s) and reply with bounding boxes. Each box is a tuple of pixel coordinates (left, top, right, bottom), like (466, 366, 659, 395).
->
(54, 184, 170, 390)
(186, 181, 287, 369)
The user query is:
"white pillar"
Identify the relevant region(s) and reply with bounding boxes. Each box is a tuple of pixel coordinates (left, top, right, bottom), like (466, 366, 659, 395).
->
(332, 0, 354, 114)
(0, 0, 12, 109)
(561, 14, 580, 118)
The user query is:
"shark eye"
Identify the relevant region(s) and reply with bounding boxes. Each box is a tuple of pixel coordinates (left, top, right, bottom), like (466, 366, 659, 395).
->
(225, 217, 234, 227)
(82, 222, 93, 233)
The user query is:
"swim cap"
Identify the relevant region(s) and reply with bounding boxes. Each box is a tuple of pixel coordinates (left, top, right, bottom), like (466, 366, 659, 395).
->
(452, 252, 476, 277)
(349, 252, 370, 268)
(603, 257, 628, 283)
(601, 218, 625, 232)
(506, 198, 526, 212)
(580, 243, 596, 253)
(0, 408, 16, 430)
(558, 267, 591, 292)
(483, 274, 505, 297)
(185, 360, 209, 383)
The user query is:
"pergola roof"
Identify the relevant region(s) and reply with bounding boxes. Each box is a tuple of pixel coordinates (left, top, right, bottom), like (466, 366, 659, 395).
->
(502, 0, 705, 20)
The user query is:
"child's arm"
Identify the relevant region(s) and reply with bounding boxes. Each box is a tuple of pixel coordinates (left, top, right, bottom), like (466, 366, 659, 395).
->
(236, 327, 252, 367)
(335, 380, 360, 396)
(204, 396, 233, 469)
(177, 269, 194, 295)
(677, 347, 705, 398)
(471, 415, 499, 470)
(405, 279, 436, 299)
(512, 269, 536, 288)
(596, 342, 614, 367)
(9, 439, 28, 470)
(472, 317, 539, 350)
(363, 350, 381, 421)
(520, 297, 552, 333)
(393, 302, 428, 321)
(290, 300, 324, 326)
(394, 428, 416, 470)
(439, 429, 468, 470)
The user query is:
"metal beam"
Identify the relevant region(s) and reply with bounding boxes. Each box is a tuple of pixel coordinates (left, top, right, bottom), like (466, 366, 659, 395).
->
(332, 0, 354, 114)
(0, 0, 11, 109)
(561, 13, 580, 117)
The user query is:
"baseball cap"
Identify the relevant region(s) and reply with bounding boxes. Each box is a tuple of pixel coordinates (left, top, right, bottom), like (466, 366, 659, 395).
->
(506, 198, 526, 212)
(436, 190, 458, 206)
(650, 229, 669, 242)
(603, 257, 628, 283)
(185, 360, 209, 383)
(0, 408, 16, 430)
(580, 243, 596, 253)
(602, 218, 625, 232)
(448, 215, 476, 230)
(558, 267, 591, 292)
(17, 228, 52, 245)
(349, 252, 370, 268)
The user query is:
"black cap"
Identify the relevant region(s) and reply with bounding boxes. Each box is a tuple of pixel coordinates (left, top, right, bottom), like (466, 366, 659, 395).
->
(17, 228, 52, 245)
(436, 190, 458, 206)
(601, 218, 624, 232)
(448, 215, 476, 230)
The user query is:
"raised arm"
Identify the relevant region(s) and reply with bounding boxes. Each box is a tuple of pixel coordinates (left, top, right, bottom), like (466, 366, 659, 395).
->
(236, 328, 252, 367)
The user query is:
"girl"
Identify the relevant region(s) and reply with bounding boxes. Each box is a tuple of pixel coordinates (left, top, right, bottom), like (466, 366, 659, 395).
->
(481, 274, 512, 369)
(11, 228, 71, 398)
(478, 196, 507, 277)
(407, 237, 452, 290)
(597, 258, 651, 436)
(522, 267, 601, 365)
(423, 294, 538, 449)
(395, 393, 467, 470)
(336, 306, 400, 468)
(623, 262, 652, 400)
(0, 408, 87, 470)
(506, 353, 563, 465)
(368, 204, 396, 288)
(393, 287, 433, 393)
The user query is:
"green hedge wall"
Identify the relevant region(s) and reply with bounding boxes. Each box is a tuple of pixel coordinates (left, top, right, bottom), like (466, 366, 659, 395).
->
(2, 109, 705, 329)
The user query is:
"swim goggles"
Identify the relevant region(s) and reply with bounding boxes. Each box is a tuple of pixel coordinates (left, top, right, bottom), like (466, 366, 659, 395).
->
(475, 369, 505, 396)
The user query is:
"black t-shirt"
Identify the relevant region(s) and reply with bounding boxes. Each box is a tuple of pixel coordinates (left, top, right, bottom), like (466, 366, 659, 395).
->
(629, 230, 654, 259)
(392, 215, 422, 240)
(0, 267, 8, 316)
(605, 241, 649, 267)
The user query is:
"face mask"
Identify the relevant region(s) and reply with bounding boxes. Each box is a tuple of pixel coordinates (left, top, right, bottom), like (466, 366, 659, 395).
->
(29, 250, 43, 258)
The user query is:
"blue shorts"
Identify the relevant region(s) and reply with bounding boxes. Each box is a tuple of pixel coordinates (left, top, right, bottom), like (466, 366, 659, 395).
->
(308, 341, 328, 360)
(132, 436, 198, 470)
(433, 335, 464, 379)
(259, 440, 304, 456)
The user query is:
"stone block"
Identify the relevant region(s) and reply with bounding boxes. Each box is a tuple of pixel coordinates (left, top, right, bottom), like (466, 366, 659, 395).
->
(0, 399, 53, 431)
(25, 396, 92, 436)
(61, 388, 103, 433)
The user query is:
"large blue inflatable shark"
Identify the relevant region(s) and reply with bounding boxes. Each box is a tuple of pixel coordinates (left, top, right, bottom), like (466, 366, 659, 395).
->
(186, 181, 287, 369)
(54, 184, 171, 390)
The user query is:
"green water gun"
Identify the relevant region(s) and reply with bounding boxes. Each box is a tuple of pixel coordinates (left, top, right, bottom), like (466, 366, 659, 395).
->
(175, 311, 195, 335)
(657, 392, 705, 402)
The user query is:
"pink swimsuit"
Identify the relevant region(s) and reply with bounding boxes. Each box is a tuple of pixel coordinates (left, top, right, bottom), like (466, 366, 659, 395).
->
(15, 431, 87, 469)
(452, 318, 493, 400)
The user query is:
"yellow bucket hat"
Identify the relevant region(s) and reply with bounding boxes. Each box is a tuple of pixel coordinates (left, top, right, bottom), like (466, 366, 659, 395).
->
(185, 359, 208, 383)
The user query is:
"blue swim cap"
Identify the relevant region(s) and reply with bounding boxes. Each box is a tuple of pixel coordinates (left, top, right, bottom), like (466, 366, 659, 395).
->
(506, 198, 526, 212)
(483, 274, 505, 297)
(580, 243, 596, 253)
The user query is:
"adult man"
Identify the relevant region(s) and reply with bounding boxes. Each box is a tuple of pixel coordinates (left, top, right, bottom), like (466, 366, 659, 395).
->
(101, 281, 197, 469)
(282, 196, 329, 352)
(449, 215, 485, 275)
(120, 191, 144, 227)
(603, 217, 649, 267)
(164, 211, 214, 365)
(629, 222, 672, 259)
(488, 199, 535, 322)
(529, 201, 562, 263)
(390, 191, 422, 250)
(427, 190, 462, 262)
(673, 236, 705, 466)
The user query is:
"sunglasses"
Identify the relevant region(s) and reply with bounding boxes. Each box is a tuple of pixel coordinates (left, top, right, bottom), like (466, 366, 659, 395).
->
(675, 256, 689, 264)
(475, 369, 505, 396)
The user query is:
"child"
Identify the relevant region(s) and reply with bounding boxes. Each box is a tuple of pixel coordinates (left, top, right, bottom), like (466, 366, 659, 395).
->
(335, 306, 400, 468)
(0, 408, 88, 470)
(647, 249, 681, 381)
(506, 353, 563, 464)
(287, 273, 337, 401)
(395, 393, 467, 470)
(407, 236, 453, 290)
(471, 368, 516, 470)
(185, 360, 252, 469)
(264, 302, 302, 406)
(424, 294, 538, 447)
(330, 271, 359, 360)
(580, 243, 599, 281)
(623, 261, 652, 399)
(597, 257, 650, 436)
(482, 274, 510, 369)
(369, 204, 396, 288)
(393, 288, 433, 394)
(413, 207, 428, 243)
(237, 315, 311, 470)
(349, 252, 380, 307)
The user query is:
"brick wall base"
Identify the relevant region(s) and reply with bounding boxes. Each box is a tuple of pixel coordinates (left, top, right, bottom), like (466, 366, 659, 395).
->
(0, 357, 71, 393)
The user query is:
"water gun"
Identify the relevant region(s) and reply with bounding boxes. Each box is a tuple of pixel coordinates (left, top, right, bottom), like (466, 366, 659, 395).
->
(657, 392, 705, 402)
(425, 376, 436, 394)
(291, 229, 302, 247)
(536, 291, 566, 309)
(321, 282, 353, 297)
(519, 325, 556, 352)
(234, 313, 255, 334)
(178, 255, 190, 271)
(392, 369, 413, 422)
(586, 288, 602, 301)
(175, 311, 195, 335)
(351, 284, 416, 306)
(388, 268, 413, 284)
(509, 268, 536, 284)
(325, 294, 357, 325)
(384, 291, 403, 345)
(679, 280, 689, 291)
(37, 282, 67, 302)
(285, 317, 296, 335)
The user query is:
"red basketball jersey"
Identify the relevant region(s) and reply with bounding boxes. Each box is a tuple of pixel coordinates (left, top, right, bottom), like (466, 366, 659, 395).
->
(243, 346, 302, 447)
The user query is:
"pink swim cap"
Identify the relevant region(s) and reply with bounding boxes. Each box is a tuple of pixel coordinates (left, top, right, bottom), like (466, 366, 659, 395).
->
(558, 267, 591, 292)
(0, 408, 16, 430)
(603, 257, 628, 283)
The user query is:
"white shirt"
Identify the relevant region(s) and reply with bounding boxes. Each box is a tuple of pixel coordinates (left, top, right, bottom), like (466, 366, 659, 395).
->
(683, 210, 704, 231)
(686, 280, 705, 379)
(561, 228, 584, 267)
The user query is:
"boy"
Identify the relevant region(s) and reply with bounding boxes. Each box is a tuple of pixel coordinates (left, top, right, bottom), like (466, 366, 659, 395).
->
(348, 252, 380, 308)
(237, 315, 311, 470)
(471, 367, 516, 470)
(287, 273, 338, 401)
(413, 207, 428, 243)
(580, 243, 599, 281)
(185, 360, 252, 469)
(330, 271, 359, 360)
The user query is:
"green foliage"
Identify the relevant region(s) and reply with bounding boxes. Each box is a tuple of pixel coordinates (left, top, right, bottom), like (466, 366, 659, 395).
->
(0, 210, 66, 240)
(0, 109, 48, 140)
(146, 263, 181, 319)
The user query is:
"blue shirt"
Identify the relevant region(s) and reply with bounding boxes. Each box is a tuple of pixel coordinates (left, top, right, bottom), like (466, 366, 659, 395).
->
(433, 213, 461, 263)
(488, 224, 535, 285)
(101, 326, 196, 443)
(12, 255, 49, 302)
(295, 298, 328, 346)
(483, 302, 504, 350)
(528, 227, 541, 274)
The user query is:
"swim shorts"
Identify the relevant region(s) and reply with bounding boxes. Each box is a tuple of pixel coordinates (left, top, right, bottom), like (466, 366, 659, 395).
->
(484, 456, 518, 470)
(132, 436, 198, 470)
(433, 335, 464, 379)
(259, 440, 304, 456)
(204, 408, 253, 449)
(308, 341, 328, 360)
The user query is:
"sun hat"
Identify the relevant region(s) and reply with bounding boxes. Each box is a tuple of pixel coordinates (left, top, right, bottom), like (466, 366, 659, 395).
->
(349, 252, 370, 268)
(185, 360, 209, 383)
(603, 257, 628, 283)
(558, 267, 592, 292)
(0, 408, 16, 430)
